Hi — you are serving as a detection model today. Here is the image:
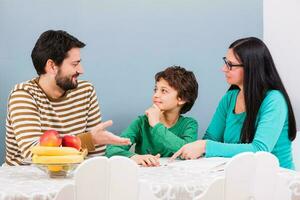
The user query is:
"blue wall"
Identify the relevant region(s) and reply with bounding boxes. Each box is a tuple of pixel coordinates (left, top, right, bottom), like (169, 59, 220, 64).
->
(0, 0, 262, 163)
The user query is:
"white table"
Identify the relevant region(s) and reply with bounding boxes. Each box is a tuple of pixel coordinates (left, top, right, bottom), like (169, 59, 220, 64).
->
(0, 166, 73, 200)
(139, 158, 300, 200)
(138, 158, 229, 199)
(0, 158, 300, 200)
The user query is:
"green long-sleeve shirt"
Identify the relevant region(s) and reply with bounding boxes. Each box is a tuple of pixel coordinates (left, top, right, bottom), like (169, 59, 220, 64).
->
(106, 115, 198, 158)
(203, 89, 294, 169)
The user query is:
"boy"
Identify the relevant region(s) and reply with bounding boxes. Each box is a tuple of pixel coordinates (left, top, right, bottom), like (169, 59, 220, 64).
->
(106, 66, 198, 166)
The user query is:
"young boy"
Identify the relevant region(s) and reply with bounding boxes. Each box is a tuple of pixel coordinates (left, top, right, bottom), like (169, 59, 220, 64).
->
(106, 66, 199, 166)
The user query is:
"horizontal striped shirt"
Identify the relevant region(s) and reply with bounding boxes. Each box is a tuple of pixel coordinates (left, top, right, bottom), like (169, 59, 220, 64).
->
(5, 78, 105, 166)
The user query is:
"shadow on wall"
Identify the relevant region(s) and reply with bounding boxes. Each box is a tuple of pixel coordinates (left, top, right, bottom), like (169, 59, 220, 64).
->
(292, 132, 300, 171)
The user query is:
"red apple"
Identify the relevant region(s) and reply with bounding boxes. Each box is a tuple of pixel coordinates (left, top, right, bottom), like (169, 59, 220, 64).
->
(62, 135, 81, 150)
(40, 130, 62, 147)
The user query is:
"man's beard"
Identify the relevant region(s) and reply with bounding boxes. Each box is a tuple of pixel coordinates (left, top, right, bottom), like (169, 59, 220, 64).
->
(55, 72, 79, 91)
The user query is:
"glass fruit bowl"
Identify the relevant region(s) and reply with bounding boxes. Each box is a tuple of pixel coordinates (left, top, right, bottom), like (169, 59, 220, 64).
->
(33, 162, 80, 178)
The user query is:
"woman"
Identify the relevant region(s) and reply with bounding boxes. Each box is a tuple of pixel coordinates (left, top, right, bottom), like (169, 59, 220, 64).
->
(171, 37, 297, 169)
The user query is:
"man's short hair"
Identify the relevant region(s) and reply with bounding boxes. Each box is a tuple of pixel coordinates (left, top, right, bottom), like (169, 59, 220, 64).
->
(155, 66, 198, 114)
(31, 30, 85, 75)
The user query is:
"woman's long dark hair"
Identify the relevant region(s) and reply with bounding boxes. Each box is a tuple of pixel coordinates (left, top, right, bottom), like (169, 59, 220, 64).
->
(228, 37, 296, 142)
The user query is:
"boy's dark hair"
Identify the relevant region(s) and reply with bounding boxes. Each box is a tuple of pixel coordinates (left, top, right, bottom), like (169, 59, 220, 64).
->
(155, 66, 198, 114)
(31, 30, 85, 75)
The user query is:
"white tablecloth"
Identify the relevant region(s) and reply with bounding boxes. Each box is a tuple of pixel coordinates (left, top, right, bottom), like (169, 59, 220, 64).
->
(139, 158, 300, 200)
(0, 158, 300, 200)
(138, 158, 228, 199)
(0, 166, 73, 200)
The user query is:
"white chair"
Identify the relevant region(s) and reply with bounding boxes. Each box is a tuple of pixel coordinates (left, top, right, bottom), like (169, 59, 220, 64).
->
(224, 152, 256, 200)
(109, 156, 139, 200)
(54, 184, 75, 200)
(198, 177, 225, 200)
(73, 156, 139, 200)
(255, 152, 291, 200)
(74, 156, 109, 200)
(189, 153, 256, 200)
(199, 152, 288, 200)
(253, 152, 279, 200)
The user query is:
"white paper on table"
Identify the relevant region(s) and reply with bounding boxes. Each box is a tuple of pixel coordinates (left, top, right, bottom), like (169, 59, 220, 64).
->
(158, 157, 181, 166)
(160, 157, 230, 171)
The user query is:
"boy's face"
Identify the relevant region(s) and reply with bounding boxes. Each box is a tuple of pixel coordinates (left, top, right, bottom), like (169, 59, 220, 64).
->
(55, 48, 84, 91)
(152, 78, 185, 112)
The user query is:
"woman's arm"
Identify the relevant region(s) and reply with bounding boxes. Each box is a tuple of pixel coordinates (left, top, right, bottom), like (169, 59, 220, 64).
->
(171, 91, 287, 161)
(205, 91, 288, 157)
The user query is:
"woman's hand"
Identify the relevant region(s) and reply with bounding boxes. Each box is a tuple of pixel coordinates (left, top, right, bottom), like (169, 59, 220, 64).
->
(131, 154, 161, 167)
(170, 140, 206, 161)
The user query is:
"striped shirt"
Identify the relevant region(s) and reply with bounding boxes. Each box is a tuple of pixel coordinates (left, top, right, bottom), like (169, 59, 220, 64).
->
(5, 78, 105, 166)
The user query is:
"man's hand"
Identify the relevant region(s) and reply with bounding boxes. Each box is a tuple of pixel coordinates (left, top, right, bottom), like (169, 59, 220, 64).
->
(170, 140, 206, 161)
(131, 154, 161, 167)
(145, 104, 161, 127)
(90, 120, 131, 146)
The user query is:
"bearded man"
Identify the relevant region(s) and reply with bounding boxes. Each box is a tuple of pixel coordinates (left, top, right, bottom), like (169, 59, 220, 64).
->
(5, 30, 130, 165)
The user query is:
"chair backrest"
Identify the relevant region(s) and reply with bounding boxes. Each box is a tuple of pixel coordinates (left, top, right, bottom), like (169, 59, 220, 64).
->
(224, 152, 287, 200)
(74, 156, 109, 200)
(198, 177, 225, 200)
(292, 131, 300, 171)
(252, 152, 279, 200)
(54, 184, 75, 200)
(109, 156, 139, 200)
(224, 152, 256, 200)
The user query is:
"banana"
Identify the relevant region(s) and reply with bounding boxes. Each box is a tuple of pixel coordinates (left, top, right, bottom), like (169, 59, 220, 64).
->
(32, 154, 84, 164)
(47, 165, 63, 172)
(30, 146, 80, 156)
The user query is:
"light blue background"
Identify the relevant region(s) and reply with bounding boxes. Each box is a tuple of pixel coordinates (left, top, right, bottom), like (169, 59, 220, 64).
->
(0, 0, 262, 163)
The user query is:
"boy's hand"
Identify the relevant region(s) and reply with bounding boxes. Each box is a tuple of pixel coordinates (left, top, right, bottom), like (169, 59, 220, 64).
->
(145, 104, 161, 127)
(131, 154, 161, 167)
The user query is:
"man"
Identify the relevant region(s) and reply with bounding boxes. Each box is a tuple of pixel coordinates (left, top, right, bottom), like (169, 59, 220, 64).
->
(5, 30, 130, 165)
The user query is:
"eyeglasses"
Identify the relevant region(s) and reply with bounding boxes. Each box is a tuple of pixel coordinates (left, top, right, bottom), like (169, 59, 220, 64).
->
(222, 57, 244, 70)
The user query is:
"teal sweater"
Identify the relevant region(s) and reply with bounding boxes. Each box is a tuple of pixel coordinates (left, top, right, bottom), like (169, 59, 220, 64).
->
(204, 89, 294, 169)
(106, 115, 198, 158)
